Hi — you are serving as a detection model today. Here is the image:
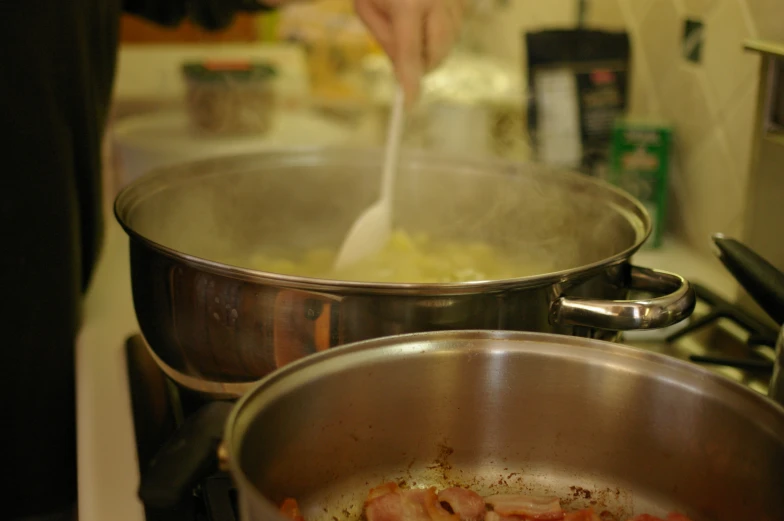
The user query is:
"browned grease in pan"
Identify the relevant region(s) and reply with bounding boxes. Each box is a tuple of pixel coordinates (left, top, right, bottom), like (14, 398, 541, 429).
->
(307, 441, 635, 521)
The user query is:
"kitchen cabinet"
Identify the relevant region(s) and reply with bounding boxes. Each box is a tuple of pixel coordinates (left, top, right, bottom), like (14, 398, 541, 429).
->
(120, 13, 257, 43)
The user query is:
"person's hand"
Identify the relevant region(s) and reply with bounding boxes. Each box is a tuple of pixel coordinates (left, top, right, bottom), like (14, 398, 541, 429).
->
(354, 0, 465, 104)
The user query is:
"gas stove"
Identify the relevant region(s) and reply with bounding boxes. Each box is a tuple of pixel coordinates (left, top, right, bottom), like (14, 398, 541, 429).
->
(123, 282, 778, 521)
(621, 282, 777, 394)
(126, 333, 240, 521)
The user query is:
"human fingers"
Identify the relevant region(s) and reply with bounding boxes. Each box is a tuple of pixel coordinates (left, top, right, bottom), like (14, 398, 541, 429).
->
(354, 0, 395, 59)
(390, 0, 426, 104)
(424, 4, 460, 70)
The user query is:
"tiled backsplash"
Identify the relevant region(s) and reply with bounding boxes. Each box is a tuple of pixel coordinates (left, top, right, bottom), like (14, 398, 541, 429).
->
(474, 0, 782, 253)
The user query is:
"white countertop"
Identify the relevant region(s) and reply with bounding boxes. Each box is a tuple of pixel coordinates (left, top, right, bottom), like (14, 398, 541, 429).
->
(77, 218, 143, 521)
(75, 219, 741, 521)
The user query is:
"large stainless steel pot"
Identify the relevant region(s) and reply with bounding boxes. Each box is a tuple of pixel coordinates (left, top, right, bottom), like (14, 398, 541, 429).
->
(114, 148, 695, 396)
(222, 331, 784, 521)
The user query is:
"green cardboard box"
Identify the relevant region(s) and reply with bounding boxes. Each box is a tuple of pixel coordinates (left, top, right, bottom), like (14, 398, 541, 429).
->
(608, 119, 672, 249)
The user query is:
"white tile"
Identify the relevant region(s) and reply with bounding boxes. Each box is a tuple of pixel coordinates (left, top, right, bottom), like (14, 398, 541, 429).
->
(638, 0, 682, 88)
(656, 66, 717, 153)
(625, 0, 656, 27)
(680, 126, 747, 248)
(623, 0, 763, 253)
(627, 29, 662, 116)
(476, 0, 579, 65)
(529, 0, 577, 26)
(587, 0, 626, 29)
(502, 1, 543, 29)
(744, 0, 784, 40)
(680, 0, 720, 17)
(720, 78, 759, 184)
(702, 0, 758, 112)
(472, 2, 536, 63)
(628, 64, 660, 116)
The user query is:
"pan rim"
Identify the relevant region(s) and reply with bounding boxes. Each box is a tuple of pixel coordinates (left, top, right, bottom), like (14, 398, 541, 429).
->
(113, 146, 651, 295)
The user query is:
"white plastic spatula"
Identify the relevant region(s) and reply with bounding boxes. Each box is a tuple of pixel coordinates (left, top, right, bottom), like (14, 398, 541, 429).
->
(334, 87, 406, 271)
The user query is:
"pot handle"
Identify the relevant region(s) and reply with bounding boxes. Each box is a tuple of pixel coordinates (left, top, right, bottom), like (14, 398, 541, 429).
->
(550, 266, 696, 330)
(712, 234, 784, 326)
(138, 400, 234, 509)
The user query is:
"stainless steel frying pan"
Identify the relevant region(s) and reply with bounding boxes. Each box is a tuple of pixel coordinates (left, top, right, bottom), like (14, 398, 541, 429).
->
(215, 331, 784, 521)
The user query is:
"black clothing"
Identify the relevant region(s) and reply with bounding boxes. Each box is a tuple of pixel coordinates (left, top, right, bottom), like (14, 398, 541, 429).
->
(1, 1, 268, 518)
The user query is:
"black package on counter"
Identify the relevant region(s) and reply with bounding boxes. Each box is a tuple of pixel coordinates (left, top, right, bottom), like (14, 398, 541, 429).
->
(524, 29, 630, 177)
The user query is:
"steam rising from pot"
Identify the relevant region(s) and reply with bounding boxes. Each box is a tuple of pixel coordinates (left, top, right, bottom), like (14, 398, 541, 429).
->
(117, 148, 648, 285)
